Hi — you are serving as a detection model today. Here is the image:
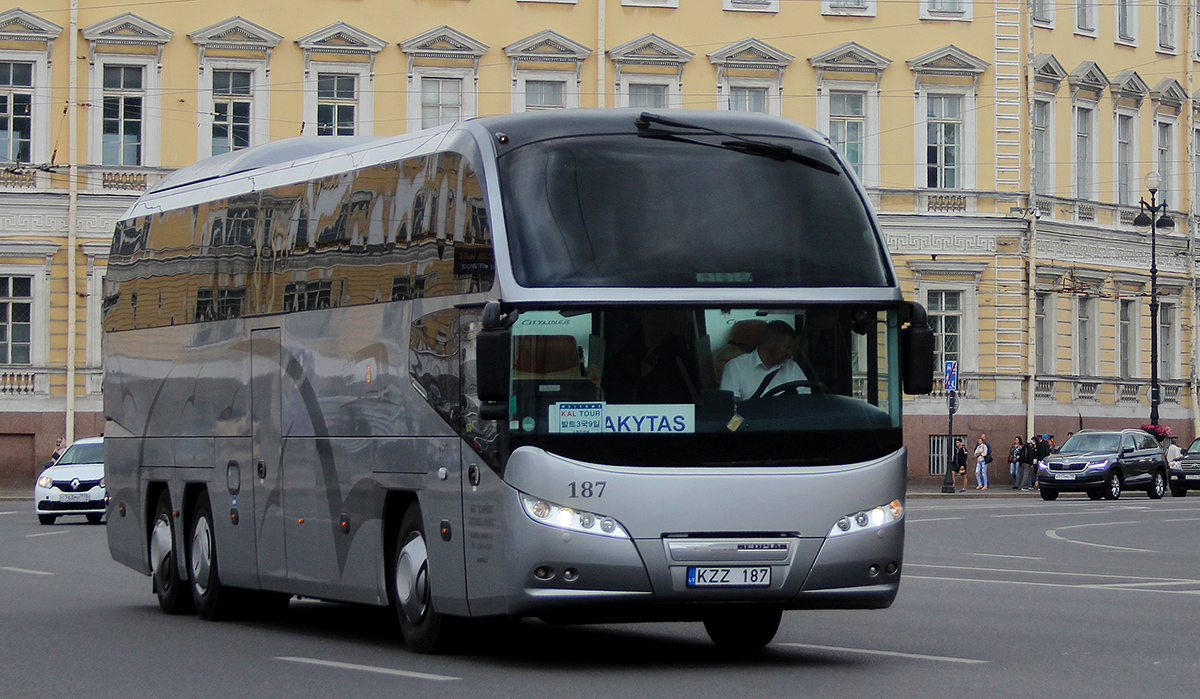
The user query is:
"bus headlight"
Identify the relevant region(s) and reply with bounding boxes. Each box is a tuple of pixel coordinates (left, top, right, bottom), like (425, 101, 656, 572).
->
(828, 499, 903, 537)
(520, 493, 629, 539)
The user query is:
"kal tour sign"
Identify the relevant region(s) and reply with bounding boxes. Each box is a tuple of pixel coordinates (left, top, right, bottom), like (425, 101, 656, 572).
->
(551, 402, 695, 434)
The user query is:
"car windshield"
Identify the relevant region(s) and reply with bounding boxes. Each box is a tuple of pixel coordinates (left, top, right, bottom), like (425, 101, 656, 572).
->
(57, 443, 102, 465)
(503, 304, 902, 467)
(1060, 434, 1120, 454)
(1188, 438, 1200, 454)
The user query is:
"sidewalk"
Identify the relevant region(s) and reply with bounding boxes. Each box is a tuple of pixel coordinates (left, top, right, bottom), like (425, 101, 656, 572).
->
(0, 486, 31, 502)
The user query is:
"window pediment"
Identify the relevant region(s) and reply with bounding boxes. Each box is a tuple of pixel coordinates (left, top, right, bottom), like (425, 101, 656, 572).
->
(1151, 78, 1187, 110)
(189, 16, 283, 53)
(1067, 61, 1109, 97)
(0, 8, 62, 44)
(82, 13, 172, 47)
(609, 33, 693, 68)
(297, 22, 386, 55)
(809, 41, 891, 76)
(907, 45, 989, 77)
(401, 26, 489, 60)
(1032, 53, 1067, 90)
(709, 38, 793, 71)
(505, 30, 591, 64)
(1111, 70, 1148, 103)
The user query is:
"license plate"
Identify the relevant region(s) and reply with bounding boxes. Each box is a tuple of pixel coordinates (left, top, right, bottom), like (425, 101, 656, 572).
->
(687, 566, 771, 587)
(1054, 473, 1077, 481)
(1187, 475, 1200, 481)
(60, 492, 89, 503)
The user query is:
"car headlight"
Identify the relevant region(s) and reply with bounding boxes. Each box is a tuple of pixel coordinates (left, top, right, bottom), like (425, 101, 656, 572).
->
(1086, 460, 1109, 470)
(829, 499, 903, 537)
(36, 475, 53, 489)
(519, 493, 628, 539)
(100, 477, 105, 488)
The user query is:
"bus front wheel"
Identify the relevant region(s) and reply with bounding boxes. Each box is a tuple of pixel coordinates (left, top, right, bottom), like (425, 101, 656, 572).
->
(391, 503, 462, 654)
(702, 606, 782, 651)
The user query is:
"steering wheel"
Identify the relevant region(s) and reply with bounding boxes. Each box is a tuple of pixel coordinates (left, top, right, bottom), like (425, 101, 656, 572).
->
(761, 380, 824, 398)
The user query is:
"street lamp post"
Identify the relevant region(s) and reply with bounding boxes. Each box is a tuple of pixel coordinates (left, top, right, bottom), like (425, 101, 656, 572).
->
(1133, 172, 1174, 426)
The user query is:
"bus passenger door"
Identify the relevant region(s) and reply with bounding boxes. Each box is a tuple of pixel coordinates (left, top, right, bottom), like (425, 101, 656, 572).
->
(251, 328, 287, 584)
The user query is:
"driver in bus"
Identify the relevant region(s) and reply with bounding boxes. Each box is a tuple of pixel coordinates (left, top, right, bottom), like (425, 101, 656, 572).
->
(719, 320, 809, 401)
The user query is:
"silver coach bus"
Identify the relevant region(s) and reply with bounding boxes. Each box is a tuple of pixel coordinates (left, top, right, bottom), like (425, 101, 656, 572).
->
(103, 109, 933, 653)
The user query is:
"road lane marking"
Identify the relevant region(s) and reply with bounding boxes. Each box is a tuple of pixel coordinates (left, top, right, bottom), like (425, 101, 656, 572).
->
(906, 517, 964, 523)
(1045, 521, 1156, 552)
(0, 510, 19, 515)
(906, 575, 1200, 595)
(779, 643, 987, 665)
(0, 566, 54, 576)
(275, 657, 460, 681)
(26, 530, 67, 538)
(905, 563, 1184, 581)
(968, 553, 1045, 560)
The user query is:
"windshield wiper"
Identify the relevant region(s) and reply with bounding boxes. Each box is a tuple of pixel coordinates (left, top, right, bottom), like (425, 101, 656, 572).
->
(635, 112, 840, 175)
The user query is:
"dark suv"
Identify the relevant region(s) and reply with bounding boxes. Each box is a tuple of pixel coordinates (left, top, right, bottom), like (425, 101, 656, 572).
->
(1169, 437, 1200, 497)
(1038, 429, 1169, 501)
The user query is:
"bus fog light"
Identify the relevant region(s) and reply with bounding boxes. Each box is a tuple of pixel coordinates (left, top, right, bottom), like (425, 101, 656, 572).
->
(562, 568, 579, 582)
(534, 566, 554, 580)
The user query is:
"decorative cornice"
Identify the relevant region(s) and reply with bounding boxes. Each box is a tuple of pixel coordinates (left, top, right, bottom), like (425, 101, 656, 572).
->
(189, 16, 282, 60)
(709, 37, 794, 70)
(907, 44, 989, 77)
(0, 240, 60, 258)
(1110, 70, 1149, 103)
(1151, 78, 1187, 110)
(1031, 53, 1067, 89)
(0, 8, 62, 44)
(297, 22, 386, 55)
(809, 41, 891, 76)
(1067, 61, 1109, 98)
(505, 30, 591, 63)
(81, 13, 172, 46)
(609, 33, 693, 67)
(401, 25, 488, 59)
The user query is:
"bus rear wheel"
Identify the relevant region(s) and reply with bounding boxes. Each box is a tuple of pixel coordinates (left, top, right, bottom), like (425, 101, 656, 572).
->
(391, 503, 462, 654)
(150, 490, 193, 615)
(189, 491, 241, 621)
(702, 606, 782, 651)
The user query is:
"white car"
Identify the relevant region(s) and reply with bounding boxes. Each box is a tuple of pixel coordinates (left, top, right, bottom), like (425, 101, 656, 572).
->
(34, 436, 106, 525)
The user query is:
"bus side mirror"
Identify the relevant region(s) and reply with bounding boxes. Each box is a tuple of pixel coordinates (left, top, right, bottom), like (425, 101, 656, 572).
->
(477, 301, 514, 421)
(900, 302, 934, 395)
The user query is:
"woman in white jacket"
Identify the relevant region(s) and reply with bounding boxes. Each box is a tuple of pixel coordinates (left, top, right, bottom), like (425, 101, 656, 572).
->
(973, 436, 990, 490)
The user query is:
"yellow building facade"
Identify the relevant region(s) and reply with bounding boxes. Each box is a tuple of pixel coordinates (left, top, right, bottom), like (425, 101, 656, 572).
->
(2, 0, 1197, 484)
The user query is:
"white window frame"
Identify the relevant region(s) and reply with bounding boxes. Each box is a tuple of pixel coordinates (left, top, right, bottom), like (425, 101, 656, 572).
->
(615, 73, 682, 110)
(1032, 96, 1055, 195)
(1075, 295, 1098, 376)
(0, 260, 50, 370)
(622, 0, 678, 6)
(88, 54, 162, 167)
(1113, 108, 1139, 205)
(1076, 0, 1099, 36)
(512, 69, 580, 112)
(1158, 0, 1177, 52)
(915, 86, 976, 190)
(1115, 0, 1139, 46)
(407, 65, 476, 132)
(817, 81, 881, 185)
(1155, 116, 1177, 200)
(723, 0, 780, 12)
(197, 57, 269, 160)
(302, 62, 373, 138)
(1118, 297, 1140, 379)
(922, 283, 979, 373)
(1035, 291, 1056, 375)
(921, 0, 972, 22)
(822, 0, 877, 17)
(1072, 101, 1099, 200)
(1032, 0, 1055, 27)
(1158, 299, 1178, 381)
(720, 75, 782, 116)
(0, 48, 51, 166)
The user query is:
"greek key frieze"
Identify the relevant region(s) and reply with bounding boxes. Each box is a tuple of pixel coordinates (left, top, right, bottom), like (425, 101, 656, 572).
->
(884, 233, 997, 254)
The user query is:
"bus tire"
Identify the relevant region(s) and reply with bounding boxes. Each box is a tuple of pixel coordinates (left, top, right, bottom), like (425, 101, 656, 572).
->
(702, 606, 782, 651)
(150, 490, 194, 615)
(189, 491, 237, 621)
(391, 503, 461, 654)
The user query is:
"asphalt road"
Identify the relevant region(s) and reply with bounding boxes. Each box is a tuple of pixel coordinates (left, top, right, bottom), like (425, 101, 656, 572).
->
(2, 493, 1198, 699)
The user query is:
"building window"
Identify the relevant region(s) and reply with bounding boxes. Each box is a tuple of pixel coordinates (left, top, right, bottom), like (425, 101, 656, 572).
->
(723, 0, 780, 12)
(922, 0, 970, 19)
(1077, 296, 1093, 375)
(316, 74, 356, 136)
(421, 77, 463, 129)
(928, 290, 962, 371)
(1032, 100, 1049, 194)
(212, 70, 252, 155)
(1119, 299, 1136, 378)
(0, 61, 33, 163)
(929, 434, 967, 476)
(1075, 106, 1095, 200)
(822, 0, 876, 17)
(1077, 0, 1096, 32)
(1160, 303, 1175, 380)
(0, 275, 32, 365)
(1035, 293, 1050, 374)
(730, 86, 769, 113)
(926, 95, 961, 188)
(1032, 0, 1053, 24)
(1157, 121, 1173, 201)
(1158, 0, 1176, 50)
(102, 65, 143, 166)
(1117, 0, 1135, 41)
(1117, 114, 1135, 205)
(629, 83, 668, 109)
(525, 80, 565, 110)
(829, 92, 865, 175)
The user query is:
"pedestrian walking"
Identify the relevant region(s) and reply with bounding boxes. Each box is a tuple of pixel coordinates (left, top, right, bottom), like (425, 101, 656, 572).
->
(973, 435, 990, 489)
(1008, 436, 1022, 488)
(1019, 437, 1037, 490)
(952, 437, 969, 492)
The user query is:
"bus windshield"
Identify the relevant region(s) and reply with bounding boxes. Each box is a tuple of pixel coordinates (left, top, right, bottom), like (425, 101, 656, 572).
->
(505, 305, 902, 467)
(497, 133, 891, 289)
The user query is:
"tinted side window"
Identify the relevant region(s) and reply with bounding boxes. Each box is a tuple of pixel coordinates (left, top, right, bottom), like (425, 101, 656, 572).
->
(1137, 434, 1159, 450)
(1122, 435, 1137, 452)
